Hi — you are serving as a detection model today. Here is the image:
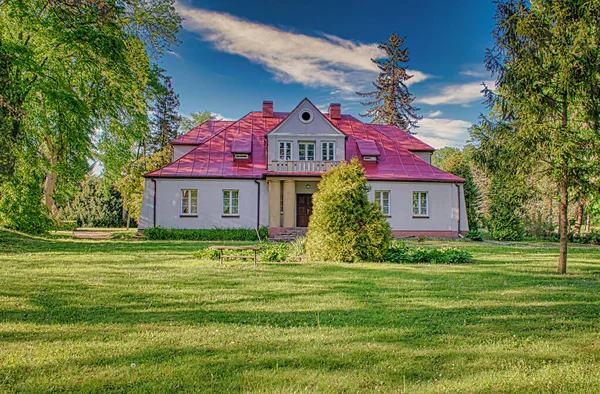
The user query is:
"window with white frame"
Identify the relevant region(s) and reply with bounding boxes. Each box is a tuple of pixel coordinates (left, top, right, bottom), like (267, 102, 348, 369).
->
(298, 142, 315, 161)
(413, 191, 428, 216)
(181, 189, 198, 215)
(222, 190, 239, 216)
(279, 141, 292, 161)
(374, 190, 390, 216)
(322, 141, 335, 161)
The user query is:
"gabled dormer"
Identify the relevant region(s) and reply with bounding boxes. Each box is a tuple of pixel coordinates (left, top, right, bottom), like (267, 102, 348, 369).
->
(265, 98, 346, 173)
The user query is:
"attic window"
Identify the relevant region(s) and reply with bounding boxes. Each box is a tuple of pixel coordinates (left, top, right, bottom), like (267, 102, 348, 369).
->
(363, 156, 378, 162)
(299, 109, 313, 123)
(234, 153, 249, 160)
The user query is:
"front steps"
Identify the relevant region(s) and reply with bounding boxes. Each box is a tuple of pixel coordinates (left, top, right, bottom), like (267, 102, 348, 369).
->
(268, 227, 307, 242)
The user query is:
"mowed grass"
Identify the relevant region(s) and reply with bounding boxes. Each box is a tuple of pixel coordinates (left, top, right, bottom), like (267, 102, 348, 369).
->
(1, 230, 599, 393)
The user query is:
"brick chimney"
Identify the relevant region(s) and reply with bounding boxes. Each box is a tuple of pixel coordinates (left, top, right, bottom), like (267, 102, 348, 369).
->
(262, 100, 274, 118)
(329, 103, 341, 120)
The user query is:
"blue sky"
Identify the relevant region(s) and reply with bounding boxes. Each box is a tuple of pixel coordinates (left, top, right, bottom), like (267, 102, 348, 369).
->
(162, 0, 498, 148)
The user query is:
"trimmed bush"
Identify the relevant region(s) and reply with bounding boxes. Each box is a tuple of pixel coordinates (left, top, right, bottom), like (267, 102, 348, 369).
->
(144, 226, 268, 241)
(385, 240, 473, 264)
(465, 229, 484, 241)
(306, 158, 391, 262)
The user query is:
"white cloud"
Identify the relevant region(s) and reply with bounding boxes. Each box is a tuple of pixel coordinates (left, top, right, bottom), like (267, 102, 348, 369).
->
(175, 3, 429, 93)
(416, 81, 492, 106)
(167, 50, 183, 59)
(211, 112, 235, 121)
(413, 117, 473, 149)
(460, 70, 487, 78)
(428, 110, 443, 118)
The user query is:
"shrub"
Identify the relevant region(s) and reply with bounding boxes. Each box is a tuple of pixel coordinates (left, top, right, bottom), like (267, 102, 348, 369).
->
(144, 226, 268, 241)
(306, 158, 391, 262)
(192, 248, 221, 260)
(487, 175, 526, 241)
(570, 232, 600, 245)
(56, 220, 78, 231)
(385, 240, 472, 264)
(260, 243, 289, 262)
(465, 229, 484, 241)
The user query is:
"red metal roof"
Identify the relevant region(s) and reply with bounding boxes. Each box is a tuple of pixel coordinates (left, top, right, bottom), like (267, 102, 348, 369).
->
(369, 124, 435, 152)
(356, 139, 381, 156)
(231, 135, 252, 154)
(146, 107, 463, 183)
(172, 120, 235, 145)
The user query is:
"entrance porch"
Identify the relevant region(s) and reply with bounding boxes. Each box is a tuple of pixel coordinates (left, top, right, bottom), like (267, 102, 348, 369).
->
(266, 177, 319, 240)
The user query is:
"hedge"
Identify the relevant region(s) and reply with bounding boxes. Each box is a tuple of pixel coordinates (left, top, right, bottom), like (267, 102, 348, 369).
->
(144, 226, 268, 241)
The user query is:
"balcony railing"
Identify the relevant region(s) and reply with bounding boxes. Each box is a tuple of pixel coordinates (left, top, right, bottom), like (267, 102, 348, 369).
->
(268, 160, 341, 173)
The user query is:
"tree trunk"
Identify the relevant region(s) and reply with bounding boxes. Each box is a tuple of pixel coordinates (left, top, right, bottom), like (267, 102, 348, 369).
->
(42, 171, 58, 217)
(573, 202, 584, 236)
(557, 179, 568, 274)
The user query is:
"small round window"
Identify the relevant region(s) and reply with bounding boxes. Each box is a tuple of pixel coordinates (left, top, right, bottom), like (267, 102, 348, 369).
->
(299, 109, 313, 123)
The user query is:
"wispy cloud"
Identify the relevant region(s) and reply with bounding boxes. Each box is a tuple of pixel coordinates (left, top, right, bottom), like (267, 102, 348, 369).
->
(175, 3, 429, 93)
(414, 117, 473, 149)
(460, 70, 487, 78)
(167, 50, 183, 60)
(211, 112, 235, 121)
(427, 110, 443, 118)
(416, 82, 491, 106)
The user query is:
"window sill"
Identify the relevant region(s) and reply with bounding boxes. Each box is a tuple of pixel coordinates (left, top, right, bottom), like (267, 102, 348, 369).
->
(180, 214, 198, 218)
(222, 215, 240, 218)
(412, 215, 429, 219)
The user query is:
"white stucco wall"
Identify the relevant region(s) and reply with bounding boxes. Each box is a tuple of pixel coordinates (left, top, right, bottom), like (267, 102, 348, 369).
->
(173, 145, 196, 161)
(139, 178, 269, 229)
(267, 100, 346, 162)
(367, 181, 469, 233)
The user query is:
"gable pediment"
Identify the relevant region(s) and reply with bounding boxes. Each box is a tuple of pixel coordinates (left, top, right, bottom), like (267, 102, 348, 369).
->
(267, 98, 344, 137)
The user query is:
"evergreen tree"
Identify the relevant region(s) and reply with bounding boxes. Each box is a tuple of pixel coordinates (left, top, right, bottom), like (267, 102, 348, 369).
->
(149, 76, 181, 152)
(471, 0, 600, 273)
(357, 33, 421, 131)
(306, 158, 391, 262)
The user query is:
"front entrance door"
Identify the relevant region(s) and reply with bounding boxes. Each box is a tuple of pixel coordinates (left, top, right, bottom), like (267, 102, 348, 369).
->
(296, 194, 313, 227)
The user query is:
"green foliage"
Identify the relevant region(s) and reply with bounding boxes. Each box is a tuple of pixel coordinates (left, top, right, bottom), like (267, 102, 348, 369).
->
(179, 110, 216, 134)
(570, 233, 600, 246)
(385, 240, 473, 264)
(56, 220, 78, 231)
(306, 158, 391, 262)
(357, 33, 421, 131)
(260, 243, 289, 262)
(117, 147, 172, 222)
(58, 177, 126, 228)
(0, 0, 181, 220)
(487, 175, 526, 241)
(0, 176, 53, 234)
(144, 226, 268, 241)
(192, 248, 221, 260)
(465, 229, 484, 242)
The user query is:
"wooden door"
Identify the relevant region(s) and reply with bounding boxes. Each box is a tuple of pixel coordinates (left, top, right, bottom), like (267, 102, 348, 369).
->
(296, 194, 313, 227)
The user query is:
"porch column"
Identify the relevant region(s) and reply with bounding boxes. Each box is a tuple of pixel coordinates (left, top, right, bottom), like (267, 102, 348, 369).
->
(268, 180, 281, 227)
(282, 180, 296, 227)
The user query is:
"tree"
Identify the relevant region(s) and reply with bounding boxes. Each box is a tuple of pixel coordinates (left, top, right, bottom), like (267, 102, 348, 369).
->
(149, 76, 181, 152)
(117, 148, 172, 224)
(179, 110, 216, 134)
(0, 0, 181, 228)
(58, 177, 126, 228)
(306, 158, 391, 262)
(357, 33, 421, 131)
(471, 0, 600, 273)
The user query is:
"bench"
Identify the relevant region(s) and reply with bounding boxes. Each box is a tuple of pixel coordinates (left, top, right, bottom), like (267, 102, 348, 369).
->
(210, 246, 261, 265)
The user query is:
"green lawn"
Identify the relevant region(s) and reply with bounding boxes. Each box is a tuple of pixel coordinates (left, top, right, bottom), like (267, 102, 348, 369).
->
(1, 229, 599, 393)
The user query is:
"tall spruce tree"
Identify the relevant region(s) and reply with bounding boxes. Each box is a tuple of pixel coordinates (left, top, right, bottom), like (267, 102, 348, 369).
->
(471, 0, 600, 274)
(149, 76, 181, 152)
(357, 33, 421, 131)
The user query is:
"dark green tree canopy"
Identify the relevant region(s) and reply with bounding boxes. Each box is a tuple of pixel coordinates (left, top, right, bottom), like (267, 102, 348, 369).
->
(357, 33, 421, 131)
